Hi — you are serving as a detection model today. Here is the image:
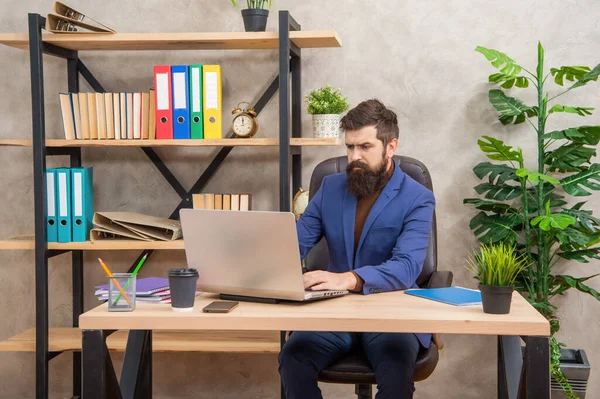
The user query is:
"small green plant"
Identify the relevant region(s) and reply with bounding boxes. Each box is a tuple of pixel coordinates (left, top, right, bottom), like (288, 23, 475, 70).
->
(304, 85, 350, 115)
(466, 242, 530, 286)
(230, 0, 272, 9)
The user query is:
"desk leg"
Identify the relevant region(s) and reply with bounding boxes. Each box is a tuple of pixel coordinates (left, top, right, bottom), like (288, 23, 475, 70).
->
(521, 336, 550, 399)
(120, 330, 152, 399)
(498, 336, 523, 399)
(280, 331, 287, 399)
(82, 330, 122, 399)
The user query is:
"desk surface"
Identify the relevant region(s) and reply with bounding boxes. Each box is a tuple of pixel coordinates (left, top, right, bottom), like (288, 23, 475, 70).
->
(80, 291, 549, 336)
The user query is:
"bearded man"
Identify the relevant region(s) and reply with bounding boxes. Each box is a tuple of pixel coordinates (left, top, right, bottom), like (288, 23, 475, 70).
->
(278, 99, 436, 399)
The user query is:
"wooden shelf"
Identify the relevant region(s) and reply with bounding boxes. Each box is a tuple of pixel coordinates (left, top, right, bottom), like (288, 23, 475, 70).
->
(0, 138, 342, 147)
(0, 236, 184, 250)
(0, 31, 342, 51)
(0, 328, 279, 354)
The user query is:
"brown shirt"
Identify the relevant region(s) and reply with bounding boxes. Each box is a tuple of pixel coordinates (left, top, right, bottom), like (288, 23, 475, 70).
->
(350, 163, 394, 292)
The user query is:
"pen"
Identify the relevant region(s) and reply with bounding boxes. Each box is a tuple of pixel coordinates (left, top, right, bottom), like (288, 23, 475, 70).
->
(112, 253, 147, 306)
(98, 258, 133, 306)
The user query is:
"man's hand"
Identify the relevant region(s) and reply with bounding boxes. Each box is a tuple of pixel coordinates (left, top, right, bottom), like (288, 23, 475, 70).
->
(303, 270, 357, 291)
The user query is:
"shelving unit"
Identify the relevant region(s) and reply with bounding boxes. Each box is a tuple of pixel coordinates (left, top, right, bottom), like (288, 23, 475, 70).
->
(0, 237, 186, 250)
(0, 137, 342, 147)
(0, 328, 279, 354)
(0, 30, 341, 51)
(0, 11, 341, 399)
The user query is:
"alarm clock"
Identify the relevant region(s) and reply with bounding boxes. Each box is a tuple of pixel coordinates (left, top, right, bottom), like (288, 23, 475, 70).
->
(231, 102, 259, 138)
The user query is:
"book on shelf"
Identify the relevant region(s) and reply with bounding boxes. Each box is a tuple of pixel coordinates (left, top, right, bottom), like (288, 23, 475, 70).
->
(90, 211, 182, 242)
(58, 63, 222, 141)
(192, 193, 252, 210)
(59, 91, 156, 140)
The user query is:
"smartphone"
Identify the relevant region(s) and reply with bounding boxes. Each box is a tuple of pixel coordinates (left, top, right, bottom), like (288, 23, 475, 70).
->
(202, 301, 239, 313)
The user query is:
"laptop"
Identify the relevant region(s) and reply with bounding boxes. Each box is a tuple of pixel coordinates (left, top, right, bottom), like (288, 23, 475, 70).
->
(179, 209, 348, 303)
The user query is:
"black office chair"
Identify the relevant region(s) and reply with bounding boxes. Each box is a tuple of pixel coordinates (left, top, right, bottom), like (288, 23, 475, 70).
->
(303, 155, 453, 399)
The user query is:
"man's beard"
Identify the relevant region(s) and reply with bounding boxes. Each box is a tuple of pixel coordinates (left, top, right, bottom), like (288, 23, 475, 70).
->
(346, 157, 390, 197)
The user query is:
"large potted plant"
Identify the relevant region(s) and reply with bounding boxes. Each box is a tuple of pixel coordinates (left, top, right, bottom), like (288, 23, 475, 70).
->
(466, 242, 530, 314)
(465, 43, 599, 398)
(304, 85, 350, 139)
(230, 0, 272, 32)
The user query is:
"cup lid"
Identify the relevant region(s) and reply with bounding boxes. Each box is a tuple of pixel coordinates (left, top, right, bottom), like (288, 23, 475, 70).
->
(168, 268, 199, 277)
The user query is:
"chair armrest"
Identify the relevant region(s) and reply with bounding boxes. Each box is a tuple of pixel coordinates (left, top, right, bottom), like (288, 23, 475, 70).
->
(427, 271, 453, 289)
(426, 271, 453, 350)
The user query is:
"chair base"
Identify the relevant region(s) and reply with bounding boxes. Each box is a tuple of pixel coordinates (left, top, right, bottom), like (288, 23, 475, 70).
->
(356, 383, 372, 399)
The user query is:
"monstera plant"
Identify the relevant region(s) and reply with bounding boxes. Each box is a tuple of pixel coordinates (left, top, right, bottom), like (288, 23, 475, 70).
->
(465, 43, 600, 397)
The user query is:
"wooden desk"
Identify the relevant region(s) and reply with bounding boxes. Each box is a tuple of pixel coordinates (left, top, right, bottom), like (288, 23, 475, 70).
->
(79, 292, 550, 399)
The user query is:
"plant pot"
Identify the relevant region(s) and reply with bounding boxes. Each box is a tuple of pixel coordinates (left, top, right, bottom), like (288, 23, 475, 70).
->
(312, 114, 342, 138)
(478, 284, 513, 314)
(241, 9, 269, 32)
(551, 348, 591, 398)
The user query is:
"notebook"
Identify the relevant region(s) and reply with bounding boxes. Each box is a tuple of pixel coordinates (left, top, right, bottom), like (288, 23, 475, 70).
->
(95, 277, 169, 296)
(404, 286, 482, 306)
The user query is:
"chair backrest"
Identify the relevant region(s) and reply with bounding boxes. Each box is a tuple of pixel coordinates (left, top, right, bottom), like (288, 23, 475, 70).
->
(304, 155, 437, 287)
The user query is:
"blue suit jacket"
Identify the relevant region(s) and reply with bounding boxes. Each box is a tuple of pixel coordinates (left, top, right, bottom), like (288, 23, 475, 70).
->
(297, 160, 435, 348)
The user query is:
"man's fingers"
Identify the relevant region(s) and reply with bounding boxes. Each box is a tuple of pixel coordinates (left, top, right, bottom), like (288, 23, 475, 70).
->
(304, 277, 325, 289)
(303, 271, 328, 289)
(309, 283, 329, 291)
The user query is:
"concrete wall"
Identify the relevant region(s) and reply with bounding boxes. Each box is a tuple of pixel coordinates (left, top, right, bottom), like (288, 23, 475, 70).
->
(1, 0, 599, 397)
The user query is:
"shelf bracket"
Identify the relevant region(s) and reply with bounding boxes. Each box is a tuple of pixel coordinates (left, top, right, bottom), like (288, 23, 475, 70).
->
(77, 60, 106, 93)
(47, 249, 70, 258)
(42, 43, 77, 60)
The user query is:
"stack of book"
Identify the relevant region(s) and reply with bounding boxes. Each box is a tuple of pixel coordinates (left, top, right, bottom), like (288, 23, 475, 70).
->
(192, 193, 252, 210)
(59, 91, 156, 140)
(59, 64, 224, 141)
(94, 277, 200, 304)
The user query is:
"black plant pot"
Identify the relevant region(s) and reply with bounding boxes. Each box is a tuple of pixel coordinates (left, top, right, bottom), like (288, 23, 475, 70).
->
(241, 9, 269, 32)
(551, 348, 591, 398)
(517, 345, 591, 398)
(479, 284, 514, 314)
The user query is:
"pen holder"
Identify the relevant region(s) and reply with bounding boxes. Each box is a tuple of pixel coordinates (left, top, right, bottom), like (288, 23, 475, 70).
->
(108, 273, 136, 312)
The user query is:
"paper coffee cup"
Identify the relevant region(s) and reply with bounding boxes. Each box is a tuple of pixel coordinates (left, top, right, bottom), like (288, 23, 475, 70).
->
(168, 268, 199, 312)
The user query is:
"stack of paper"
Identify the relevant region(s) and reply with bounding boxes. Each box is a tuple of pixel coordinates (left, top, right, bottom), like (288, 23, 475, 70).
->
(90, 212, 182, 242)
(94, 277, 200, 304)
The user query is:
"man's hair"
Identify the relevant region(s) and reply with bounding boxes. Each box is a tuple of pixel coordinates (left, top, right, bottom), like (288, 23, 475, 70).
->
(340, 99, 399, 148)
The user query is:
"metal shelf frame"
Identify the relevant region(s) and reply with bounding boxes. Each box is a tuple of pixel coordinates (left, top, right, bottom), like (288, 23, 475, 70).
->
(27, 10, 303, 398)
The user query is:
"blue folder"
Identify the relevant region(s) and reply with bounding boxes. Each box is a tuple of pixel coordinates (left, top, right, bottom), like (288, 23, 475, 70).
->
(71, 167, 94, 242)
(171, 65, 191, 139)
(46, 168, 58, 242)
(404, 286, 482, 306)
(56, 168, 72, 243)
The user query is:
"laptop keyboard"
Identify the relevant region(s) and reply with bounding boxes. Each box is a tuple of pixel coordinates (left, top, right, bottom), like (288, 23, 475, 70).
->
(304, 289, 347, 298)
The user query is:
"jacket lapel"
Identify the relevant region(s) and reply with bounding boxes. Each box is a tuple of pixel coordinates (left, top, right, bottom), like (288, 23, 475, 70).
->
(355, 162, 404, 259)
(343, 190, 357, 269)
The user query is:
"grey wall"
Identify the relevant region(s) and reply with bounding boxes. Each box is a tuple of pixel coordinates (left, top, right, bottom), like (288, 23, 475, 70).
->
(1, 0, 599, 397)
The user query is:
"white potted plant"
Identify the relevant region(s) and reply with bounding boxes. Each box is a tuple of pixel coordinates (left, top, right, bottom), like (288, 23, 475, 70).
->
(304, 85, 350, 139)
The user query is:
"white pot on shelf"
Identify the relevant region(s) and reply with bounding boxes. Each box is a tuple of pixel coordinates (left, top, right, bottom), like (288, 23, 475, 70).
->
(312, 114, 342, 138)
